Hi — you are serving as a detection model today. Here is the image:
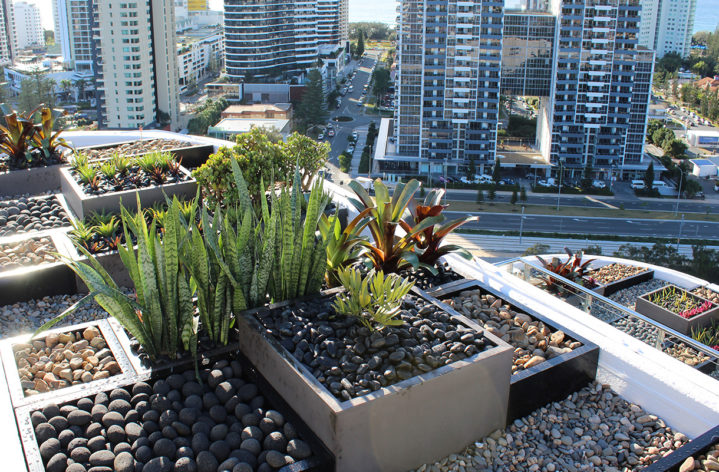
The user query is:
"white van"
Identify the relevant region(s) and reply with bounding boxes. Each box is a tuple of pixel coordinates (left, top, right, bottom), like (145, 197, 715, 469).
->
(653, 181, 667, 188)
(631, 180, 646, 190)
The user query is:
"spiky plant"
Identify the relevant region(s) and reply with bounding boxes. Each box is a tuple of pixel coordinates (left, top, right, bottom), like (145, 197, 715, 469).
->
(111, 152, 131, 175)
(135, 152, 160, 174)
(319, 208, 371, 287)
(93, 217, 119, 239)
(76, 163, 98, 185)
(99, 161, 117, 180)
(150, 166, 167, 184)
(168, 158, 183, 177)
(0, 109, 37, 169)
(31, 107, 73, 162)
(69, 219, 95, 250)
(71, 152, 90, 170)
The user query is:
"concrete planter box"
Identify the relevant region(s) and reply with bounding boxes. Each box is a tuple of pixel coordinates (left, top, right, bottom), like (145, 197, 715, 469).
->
(636, 284, 719, 335)
(643, 424, 719, 472)
(71, 248, 133, 294)
(0, 164, 66, 198)
(0, 232, 77, 305)
(0, 320, 134, 408)
(426, 279, 599, 422)
(235, 291, 513, 472)
(586, 268, 654, 297)
(77, 141, 215, 168)
(59, 165, 197, 219)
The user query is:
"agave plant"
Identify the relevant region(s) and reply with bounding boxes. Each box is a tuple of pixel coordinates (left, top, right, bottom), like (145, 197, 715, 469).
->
(71, 152, 90, 170)
(111, 152, 131, 175)
(36, 196, 198, 360)
(136, 152, 160, 174)
(99, 161, 117, 180)
(347, 178, 443, 273)
(93, 216, 119, 239)
(332, 267, 415, 331)
(69, 219, 95, 251)
(76, 163, 98, 184)
(319, 208, 371, 287)
(402, 187, 477, 268)
(0, 110, 37, 169)
(31, 107, 73, 162)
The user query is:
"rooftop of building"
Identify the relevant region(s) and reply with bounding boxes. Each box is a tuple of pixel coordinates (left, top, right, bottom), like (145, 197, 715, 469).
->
(222, 104, 291, 114)
(209, 118, 291, 134)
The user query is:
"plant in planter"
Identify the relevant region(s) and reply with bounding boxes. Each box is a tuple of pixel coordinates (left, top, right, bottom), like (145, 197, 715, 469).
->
(0, 111, 36, 169)
(535, 248, 594, 293)
(332, 267, 414, 330)
(347, 178, 442, 273)
(692, 321, 719, 351)
(111, 152, 131, 175)
(37, 197, 198, 360)
(319, 208, 372, 287)
(647, 286, 715, 319)
(31, 107, 72, 163)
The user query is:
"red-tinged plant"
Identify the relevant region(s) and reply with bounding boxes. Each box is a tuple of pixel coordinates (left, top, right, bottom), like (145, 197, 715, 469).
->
(106, 235, 123, 251)
(402, 187, 477, 268)
(168, 157, 182, 176)
(0, 110, 37, 169)
(88, 174, 102, 192)
(150, 166, 167, 184)
(535, 248, 594, 293)
(32, 107, 73, 162)
(680, 300, 713, 319)
(347, 178, 443, 273)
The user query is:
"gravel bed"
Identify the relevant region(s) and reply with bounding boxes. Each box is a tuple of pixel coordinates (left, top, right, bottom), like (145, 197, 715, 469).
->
(586, 263, 649, 286)
(412, 382, 690, 472)
(676, 443, 719, 471)
(255, 293, 492, 401)
(692, 287, 719, 305)
(0, 293, 111, 339)
(443, 288, 581, 373)
(607, 279, 671, 311)
(70, 165, 191, 196)
(80, 139, 192, 161)
(31, 359, 317, 472)
(14, 326, 121, 397)
(0, 195, 70, 236)
(0, 236, 57, 272)
(400, 262, 464, 291)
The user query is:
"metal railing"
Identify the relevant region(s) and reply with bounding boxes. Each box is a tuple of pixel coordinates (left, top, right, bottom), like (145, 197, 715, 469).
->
(495, 257, 719, 380)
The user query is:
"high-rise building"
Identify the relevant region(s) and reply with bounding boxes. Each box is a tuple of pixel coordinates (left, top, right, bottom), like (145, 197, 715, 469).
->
(393, 0, 504, 175)
(53, 0, 94, 73)
(13, 1, 43, 50)
(188, 0, 207, 10)
(92, 0, 180, 130)
(638, 0, 695, 58)
(381, 0, 653, 180)
(223, 0, 348, 82)
(0, 0, 15, 64)
(542, 0, 652, 179)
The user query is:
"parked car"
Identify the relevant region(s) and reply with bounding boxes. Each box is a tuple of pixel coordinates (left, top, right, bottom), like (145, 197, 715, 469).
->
(630, 180, 646, 190)
(460, 176, 474, 184)
(499, 178, 516, 186)
(327, 129, 335, 137)
(537, 178, 556, 187)
(317, 133, 324, 140)
(592, 180, 606, 189)
(347, 145, 355, 153)
(714, 183, 719, 192)
(352, 131, 358, 140)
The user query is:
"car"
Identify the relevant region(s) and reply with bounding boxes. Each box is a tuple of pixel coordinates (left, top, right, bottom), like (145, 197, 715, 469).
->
(347, 146, 355, 154)
(352, 131, 358, 140)
(348, 86, 354, 92)
(460, 176, 473, 184)
(474, 174, 493, 183)
(336, 101, 341, 109)
(327, 129, 335, 137)
(537, 178, 556, 187)
(714, 183, 719, 192)
(630, 180, 646, 190)
(499, 178, 516, 186)
(592, 180, 606, 189)
(317, 133, 324, 140)
(357, 100, 363, 107)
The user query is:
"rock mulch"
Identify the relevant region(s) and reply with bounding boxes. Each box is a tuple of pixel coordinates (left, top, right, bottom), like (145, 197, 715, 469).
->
(0, 236, 56, 272)
(255, 293, 491, 401)
(692, 287, 719, 306)
(401, 262, 464, 291)
(676, 443, 719, 472)
(14, 326, 121, 397)
(607, 279, 670, 311)
(412, 382, 690, 472)
(0, 195, 70, 236)
(81, 139, 191, 161)
(32, 359, 315, 472)
(0, 293, 110, 339)
(586, 263, 649, 286)
(444, 288, 581, 373)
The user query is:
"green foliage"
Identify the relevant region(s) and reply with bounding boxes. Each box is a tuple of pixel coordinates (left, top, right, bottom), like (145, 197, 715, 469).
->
(319, 209, 371, 287)
(476, 188, 484, 203)
(296, 69, 328, 130)
(371, 68, 391, 102)
(535, 248, 594, 293)
(663, 138, 688, 159)
(17, 75, 56, 113)
(492, 159, 501, 183)
(684, 179, 703, 198)
(284, 132, 330, 191)
(31, 108, 72, 161)
(332, 268, 414, 331)
(644, 161, 654, 190)
(356, 30, 365, 57)
(488, 185, 497, 201)
(358, 150, 370, 174)
(349, 22, 394, 41)
(187, 97, 228, 136)
(520, 186, 527, 202)
(38, 197, 198, 360)
(580, 245, 603, 256)
(523, 243, 550, 256)
(510, 189, 518, 206)
(339, 152, 352, 172)
(0, 110, 36, 168)
(506, 115, 537, 138)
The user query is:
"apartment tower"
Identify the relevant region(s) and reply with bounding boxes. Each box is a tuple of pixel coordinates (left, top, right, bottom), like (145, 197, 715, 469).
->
(638, 0, 696, 58)
(92, 0, 180, 130)
(223, 0, 348, 81)
(13, 2, 43, 50)
(53, 0, 94, 73)
(0, 0, 15, 64)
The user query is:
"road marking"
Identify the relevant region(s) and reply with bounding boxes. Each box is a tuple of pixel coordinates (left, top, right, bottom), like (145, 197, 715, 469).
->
(585, 195, 618, 209)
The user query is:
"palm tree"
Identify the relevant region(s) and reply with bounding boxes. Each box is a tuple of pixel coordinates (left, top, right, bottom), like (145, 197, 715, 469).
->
(75, 79, 86, 101)
(60, 79, 72, 101)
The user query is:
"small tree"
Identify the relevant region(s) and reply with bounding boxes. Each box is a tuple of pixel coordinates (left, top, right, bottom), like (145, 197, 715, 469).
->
(644, 161, 654, 191)
(296, 69, 328, 130)
(520, 186, 527, 202)
(357, 30, 365, 58)
(492, 159, 501, 183)
(469, 158, 476, 178)
(510, 189, 518, 206)
(488, 185, 496, 202)
(476, 188, 484, 204)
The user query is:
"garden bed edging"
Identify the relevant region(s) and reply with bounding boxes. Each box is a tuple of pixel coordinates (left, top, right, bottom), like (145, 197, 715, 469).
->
(635, 284, 719, 335)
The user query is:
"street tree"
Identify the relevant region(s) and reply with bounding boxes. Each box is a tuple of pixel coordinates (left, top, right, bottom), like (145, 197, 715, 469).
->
(60, 79, 73, 102)
(488, 185, 496, 202)
(468, 158, 476, 179)
(371, 68, 390, 103)
(357, 30, 365, 58)
(663, 138, 688, 159)
(510, 189, 518, 206)
(520, 186, 527, 202)
(684, 179, 702, 198)
(644, 161, 654, 191)
(476, 188, 484, 204)
(297, 69, 328, 130)
(492, 159, 501, 183)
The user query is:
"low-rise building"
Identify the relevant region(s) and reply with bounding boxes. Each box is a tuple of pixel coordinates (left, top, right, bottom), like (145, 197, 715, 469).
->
(207, 118, 291, 141)
(177, 27, 224, 94)
(220, 104, 291, 120)
(687, 130, 719, 152)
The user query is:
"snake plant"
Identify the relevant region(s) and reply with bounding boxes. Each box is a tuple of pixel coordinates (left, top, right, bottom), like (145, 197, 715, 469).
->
(35, 196, 198, 360)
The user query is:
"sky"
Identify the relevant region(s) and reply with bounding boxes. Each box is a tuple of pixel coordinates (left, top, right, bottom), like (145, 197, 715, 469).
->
(31, 0, 719, 35)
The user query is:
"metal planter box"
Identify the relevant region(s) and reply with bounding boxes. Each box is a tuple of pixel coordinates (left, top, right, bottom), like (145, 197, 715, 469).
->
(426, 279, 599, 423)
(0, 165, 66, 198)
(235, 291, 513, 472)
(636, 284, 719, 335)
(643, 425, 719, 472)
(0, 233, 77, 305)
(586, 268, 654, 297)
(59, 165, 197, 220)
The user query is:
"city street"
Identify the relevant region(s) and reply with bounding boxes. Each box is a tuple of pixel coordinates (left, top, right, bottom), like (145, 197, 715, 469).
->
(447, 211, 719, 240)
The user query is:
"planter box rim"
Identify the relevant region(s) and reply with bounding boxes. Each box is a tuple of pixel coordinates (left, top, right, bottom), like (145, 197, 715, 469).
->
(0, 232, 68, 276)
(60, 165, 195, 200)
(639, 284, 717, 317)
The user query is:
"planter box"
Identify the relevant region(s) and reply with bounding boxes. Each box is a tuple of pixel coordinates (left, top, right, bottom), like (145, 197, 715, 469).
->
(0, 320, 134, 408)
(72, 249, 133, 293)
(9, 335, 334, 472)
(235, 291, 513, 472)
(426, 279, 599, 422)
(77, 140, 215, 169)
(0, 233, 77, 305)
(59, 165, 197, 219)
(643, 425, 719, 472)
(586, 268, 654, 297)
(636, 284, 719, 335)
(0, 165, 66, 198)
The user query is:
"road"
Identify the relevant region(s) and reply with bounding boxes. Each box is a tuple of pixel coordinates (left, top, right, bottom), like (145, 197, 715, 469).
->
(448, 211, 719, 240)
